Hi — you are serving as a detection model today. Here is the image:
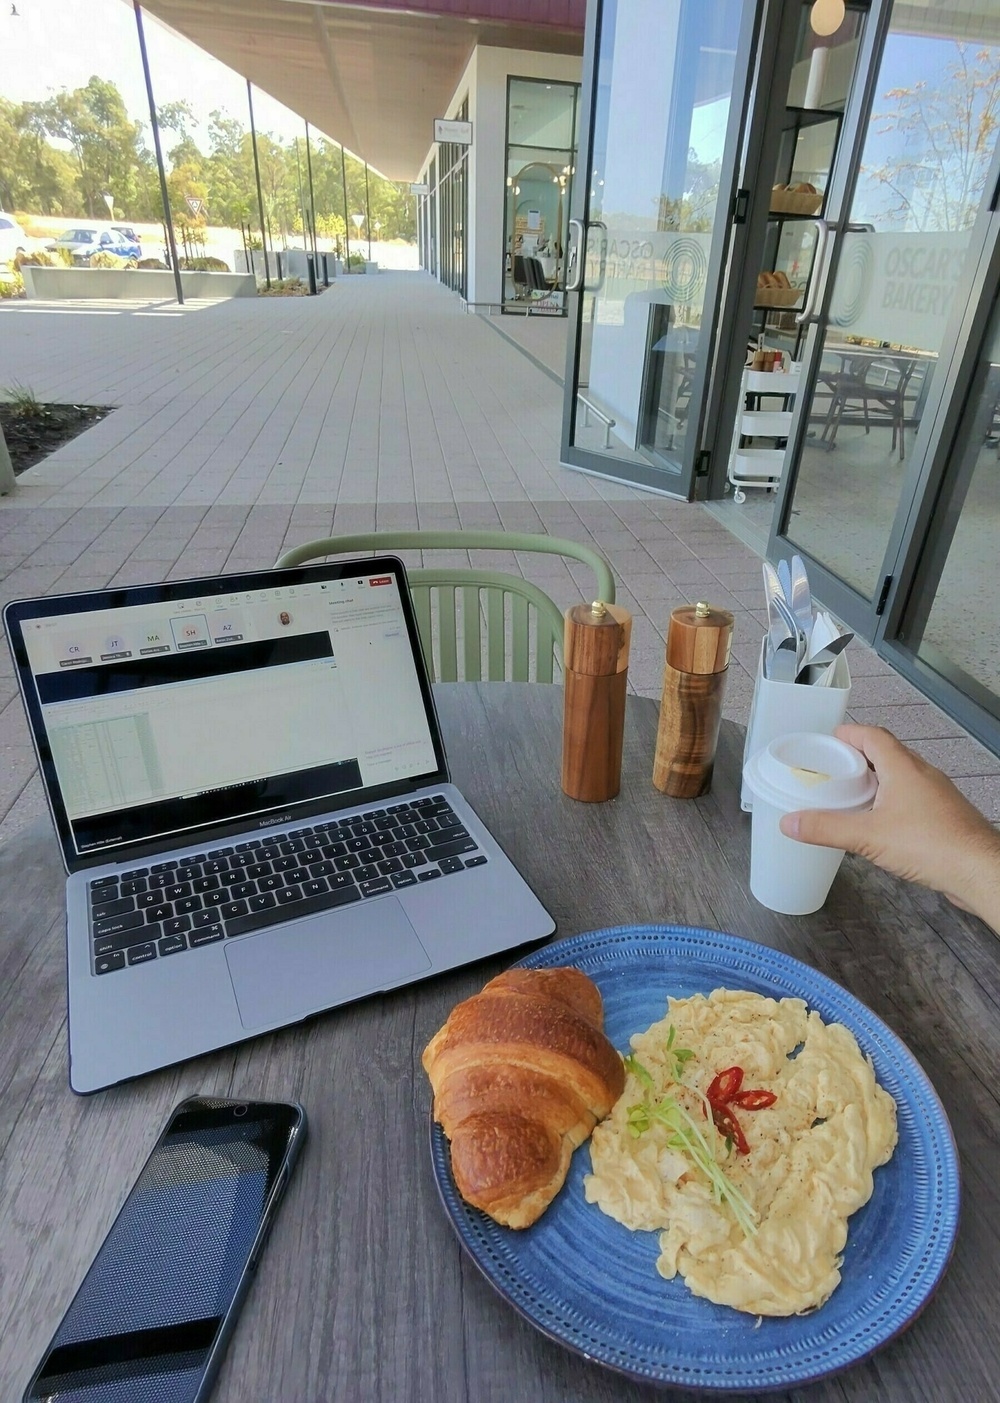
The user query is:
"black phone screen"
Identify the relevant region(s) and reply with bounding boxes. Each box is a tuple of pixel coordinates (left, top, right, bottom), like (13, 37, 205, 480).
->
(24, 1098, 305, 1403)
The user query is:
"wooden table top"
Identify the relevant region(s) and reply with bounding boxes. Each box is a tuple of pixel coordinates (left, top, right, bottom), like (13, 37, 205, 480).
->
(2, 682, 998, 1402)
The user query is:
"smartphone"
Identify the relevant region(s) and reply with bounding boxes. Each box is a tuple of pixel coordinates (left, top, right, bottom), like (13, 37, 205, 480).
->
(23, 1096, 306, 1403)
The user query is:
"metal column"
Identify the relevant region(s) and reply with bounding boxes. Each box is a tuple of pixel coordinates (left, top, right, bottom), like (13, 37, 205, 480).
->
(133, 2, 183, 304)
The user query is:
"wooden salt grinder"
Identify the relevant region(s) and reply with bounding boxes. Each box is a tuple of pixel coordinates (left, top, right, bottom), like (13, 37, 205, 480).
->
(561, 601, 632, 802)
(653, 602, 734, 798)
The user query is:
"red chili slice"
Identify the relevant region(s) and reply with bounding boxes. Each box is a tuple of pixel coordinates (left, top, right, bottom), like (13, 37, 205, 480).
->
(711, 1103, 750, 1155)
(730, 1089, 777, 1111)
(707, 1066, 744, 1105)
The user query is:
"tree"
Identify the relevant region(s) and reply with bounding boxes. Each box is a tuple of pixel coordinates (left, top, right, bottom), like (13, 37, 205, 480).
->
(0, 97, 81, 214)
(863, 42, 1000, 232)
(37, 77, 154, 219)
(0, 77, 415, 243)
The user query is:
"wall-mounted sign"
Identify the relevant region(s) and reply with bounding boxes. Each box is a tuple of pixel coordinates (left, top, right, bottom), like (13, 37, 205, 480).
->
(433, 118, 472, 145)
(409, 182, 430, 196)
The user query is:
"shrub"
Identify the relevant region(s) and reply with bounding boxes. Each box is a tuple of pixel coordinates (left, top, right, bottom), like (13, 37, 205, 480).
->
(0, 273, 24, 299)
(137, 257, 168, 270)
(86, 251, 133, 269)
(345, 252, 366, 271)
(3, 381, 44, 414)
(257, 277, 309, 297)
(14, 251, 56, 269)
(178, 256, 230, 272)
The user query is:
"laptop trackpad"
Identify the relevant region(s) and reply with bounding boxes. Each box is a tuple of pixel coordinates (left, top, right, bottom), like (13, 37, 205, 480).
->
(225, 898, 432, 1031)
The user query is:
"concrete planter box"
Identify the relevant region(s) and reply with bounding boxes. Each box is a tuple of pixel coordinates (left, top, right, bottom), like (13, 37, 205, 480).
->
(21, 267, 257, 300)
(233, 250, 335, 283)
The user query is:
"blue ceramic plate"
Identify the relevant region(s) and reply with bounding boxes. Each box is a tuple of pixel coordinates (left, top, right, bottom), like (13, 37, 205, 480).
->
(429, 925, 960, 1392)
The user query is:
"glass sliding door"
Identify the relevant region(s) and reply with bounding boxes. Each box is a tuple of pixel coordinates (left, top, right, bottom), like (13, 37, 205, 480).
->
(887, 266, 1000, 741)
(561, 0, 758, 496)
(773, 3, 1000, 624)
(503, 78, 579, 315)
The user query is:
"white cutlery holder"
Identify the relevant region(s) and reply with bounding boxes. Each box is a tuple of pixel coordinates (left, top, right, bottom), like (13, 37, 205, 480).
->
(741, 638, 851, 811)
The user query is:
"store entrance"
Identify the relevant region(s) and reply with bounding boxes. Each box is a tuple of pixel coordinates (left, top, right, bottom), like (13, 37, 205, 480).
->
(559, 0, 759, 497)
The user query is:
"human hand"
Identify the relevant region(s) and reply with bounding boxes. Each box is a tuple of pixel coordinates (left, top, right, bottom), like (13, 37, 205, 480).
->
(778, 724, 1000, 931)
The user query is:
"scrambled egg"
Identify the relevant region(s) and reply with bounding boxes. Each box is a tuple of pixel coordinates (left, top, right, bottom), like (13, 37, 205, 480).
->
(583, 988, 898, 1315)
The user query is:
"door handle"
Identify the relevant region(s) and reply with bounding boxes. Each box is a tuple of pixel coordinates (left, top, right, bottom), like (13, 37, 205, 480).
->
(565, 219, 585, 291)
(565, 219, 608, 292)
(591, 220, 608, 292)
(795, 219, 830, 325)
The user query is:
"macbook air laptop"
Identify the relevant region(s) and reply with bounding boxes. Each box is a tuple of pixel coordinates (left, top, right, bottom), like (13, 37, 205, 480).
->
(5, 558, 555, 1093)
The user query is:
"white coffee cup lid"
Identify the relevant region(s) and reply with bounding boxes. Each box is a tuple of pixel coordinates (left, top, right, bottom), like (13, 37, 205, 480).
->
(743, 732, 877, 811)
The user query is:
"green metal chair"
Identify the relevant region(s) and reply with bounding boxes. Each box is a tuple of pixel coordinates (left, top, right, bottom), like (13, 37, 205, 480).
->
(274, 530, 616, 684)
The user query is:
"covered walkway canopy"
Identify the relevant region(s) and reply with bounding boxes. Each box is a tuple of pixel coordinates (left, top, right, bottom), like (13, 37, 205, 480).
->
(135, 0, 586, 179)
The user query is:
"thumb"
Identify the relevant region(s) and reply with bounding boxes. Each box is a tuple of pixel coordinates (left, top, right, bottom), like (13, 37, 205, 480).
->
(779, 807, 866, 852)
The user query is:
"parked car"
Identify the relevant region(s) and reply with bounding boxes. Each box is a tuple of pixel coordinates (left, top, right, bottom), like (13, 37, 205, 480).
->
(0, 213, 28, 269)
(50, 226, 142, 265)
(111, 225, 142, 250)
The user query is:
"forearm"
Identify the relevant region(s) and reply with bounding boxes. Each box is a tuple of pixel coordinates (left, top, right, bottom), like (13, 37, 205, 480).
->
(950, 826, 1000, 935)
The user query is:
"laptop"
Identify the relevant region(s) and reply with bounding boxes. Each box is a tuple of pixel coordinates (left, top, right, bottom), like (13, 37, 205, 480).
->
(5, 558, 556, 1093)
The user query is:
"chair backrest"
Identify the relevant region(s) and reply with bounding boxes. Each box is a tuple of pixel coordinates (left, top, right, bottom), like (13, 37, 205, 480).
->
(525, 257, 548, 290)
(274, 530, 616, 684)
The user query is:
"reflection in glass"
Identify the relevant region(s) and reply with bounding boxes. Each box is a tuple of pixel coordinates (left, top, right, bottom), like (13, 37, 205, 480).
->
(503, 78, 579, 315)
(901, 298, 1000, 711)
(571, 0, 743, 471)
(786, 13, 1000, 599)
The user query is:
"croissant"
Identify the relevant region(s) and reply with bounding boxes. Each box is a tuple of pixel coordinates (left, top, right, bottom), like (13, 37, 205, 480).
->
(423, 967, 624, 1228)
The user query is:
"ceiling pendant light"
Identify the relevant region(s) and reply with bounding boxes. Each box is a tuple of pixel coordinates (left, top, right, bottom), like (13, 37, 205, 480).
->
(810, 0, 845, 36)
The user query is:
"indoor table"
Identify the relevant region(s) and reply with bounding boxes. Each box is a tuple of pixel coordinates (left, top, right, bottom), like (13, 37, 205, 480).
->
(1, 683, 998, 1402)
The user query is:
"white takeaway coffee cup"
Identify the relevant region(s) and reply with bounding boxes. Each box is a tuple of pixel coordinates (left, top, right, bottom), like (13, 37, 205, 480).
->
(742, 732, 877, 915)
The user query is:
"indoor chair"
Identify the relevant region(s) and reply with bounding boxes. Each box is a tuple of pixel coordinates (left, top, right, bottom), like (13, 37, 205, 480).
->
(275, 530, 616, 684)
(819, 354, 917, 460)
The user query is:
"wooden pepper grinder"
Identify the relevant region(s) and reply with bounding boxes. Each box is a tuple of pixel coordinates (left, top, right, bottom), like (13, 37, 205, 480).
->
(653, 602, 734, 798)
(562, 600, 632, 802)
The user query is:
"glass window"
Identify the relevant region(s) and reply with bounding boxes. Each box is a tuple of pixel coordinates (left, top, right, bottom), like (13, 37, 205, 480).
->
(437, 98, 468, 296)
(567, 0, 746, 473)
(785, 13, 1000, 599)
(898, 293, 1000, 714)
(503, 77, 579, 315)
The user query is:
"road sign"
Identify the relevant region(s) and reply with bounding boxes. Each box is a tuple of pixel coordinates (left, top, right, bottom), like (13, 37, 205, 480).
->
(185, 196, 204, 216)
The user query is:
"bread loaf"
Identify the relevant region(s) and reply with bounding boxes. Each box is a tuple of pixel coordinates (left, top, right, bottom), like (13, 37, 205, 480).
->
(423, 967, 624, 1228)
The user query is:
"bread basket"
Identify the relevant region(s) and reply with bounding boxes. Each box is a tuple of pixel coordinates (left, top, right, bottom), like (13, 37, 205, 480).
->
(755, 287, 803, 308)
(770, 190, 823, 215)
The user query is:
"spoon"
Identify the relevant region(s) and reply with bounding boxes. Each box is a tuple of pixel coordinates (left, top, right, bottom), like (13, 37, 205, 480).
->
(789, 555, 814, 654)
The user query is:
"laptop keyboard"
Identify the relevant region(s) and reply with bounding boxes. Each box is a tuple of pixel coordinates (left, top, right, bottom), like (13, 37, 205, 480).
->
(88, 795, 485, 974)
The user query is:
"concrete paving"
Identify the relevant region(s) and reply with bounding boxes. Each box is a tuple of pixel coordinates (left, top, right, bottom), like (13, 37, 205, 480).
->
(1, 271, 996, 846)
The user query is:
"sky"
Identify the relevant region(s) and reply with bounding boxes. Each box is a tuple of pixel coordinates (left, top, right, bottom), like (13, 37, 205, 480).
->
(0, 0, 321, 148)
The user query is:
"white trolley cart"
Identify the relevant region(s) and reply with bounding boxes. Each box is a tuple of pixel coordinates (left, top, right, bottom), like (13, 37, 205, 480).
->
(727, 363, 801, 503)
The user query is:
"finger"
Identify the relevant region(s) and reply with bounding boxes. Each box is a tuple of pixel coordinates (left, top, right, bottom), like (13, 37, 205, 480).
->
(780, 806, 867, 851)
(832, 723, 911, 772)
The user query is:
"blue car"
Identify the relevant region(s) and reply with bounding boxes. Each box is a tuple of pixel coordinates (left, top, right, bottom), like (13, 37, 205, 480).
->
(51, 226, 142, 265)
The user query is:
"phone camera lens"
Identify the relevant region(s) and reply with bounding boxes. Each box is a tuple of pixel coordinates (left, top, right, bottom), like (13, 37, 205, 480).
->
(233, 1103, 249, 1117)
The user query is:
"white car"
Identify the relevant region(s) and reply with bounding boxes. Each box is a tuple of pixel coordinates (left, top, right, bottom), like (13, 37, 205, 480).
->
(49, 226, 141, 265)
(0, 213, 28, 269)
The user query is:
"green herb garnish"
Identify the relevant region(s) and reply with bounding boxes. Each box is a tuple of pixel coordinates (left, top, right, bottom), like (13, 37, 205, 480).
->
(623, 1053, 654, 1090)
(665, 1024, 695, 1082)
(626, 1088, 758, 1239)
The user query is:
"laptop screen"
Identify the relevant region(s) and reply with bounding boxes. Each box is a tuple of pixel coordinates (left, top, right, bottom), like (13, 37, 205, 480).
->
(6, 561, 445, 865)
